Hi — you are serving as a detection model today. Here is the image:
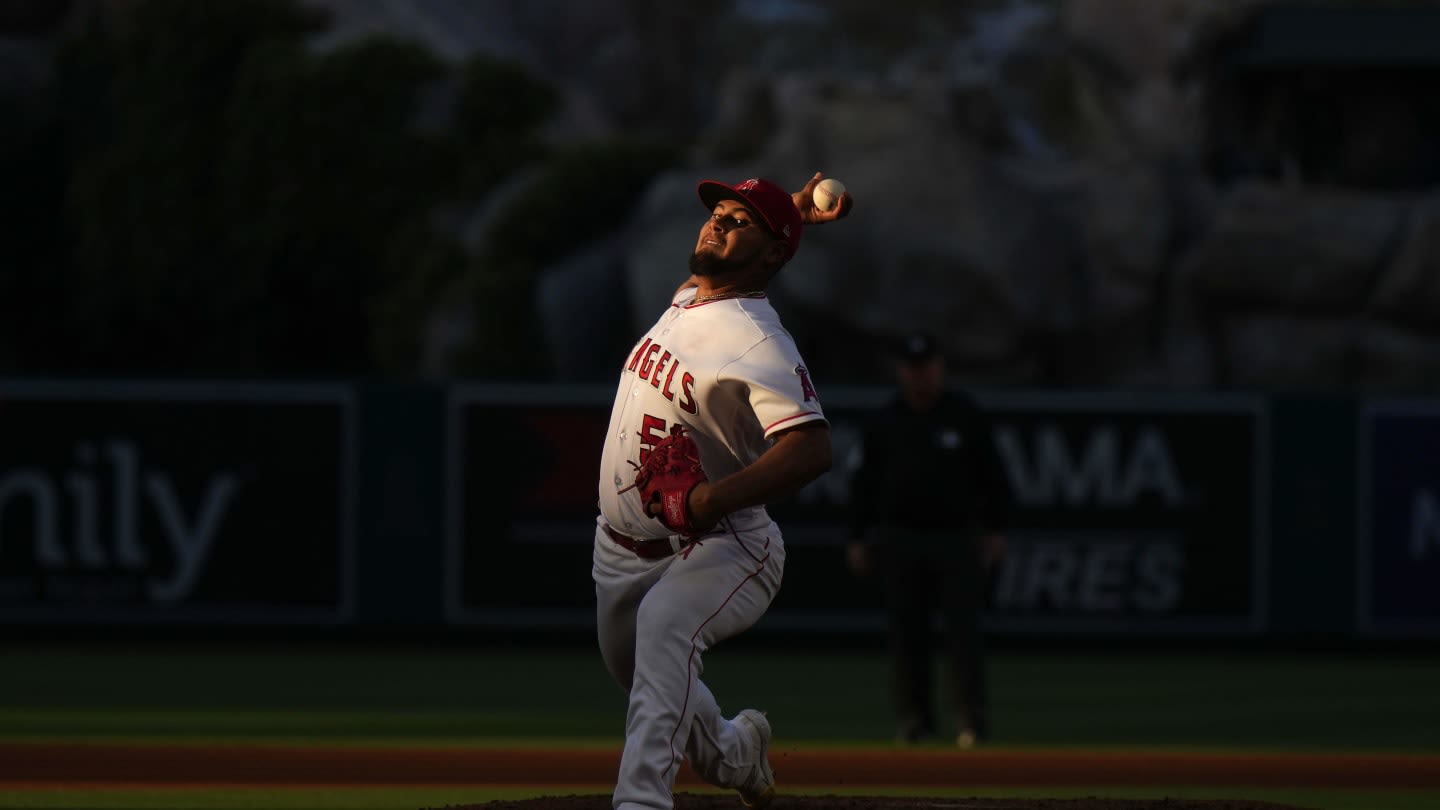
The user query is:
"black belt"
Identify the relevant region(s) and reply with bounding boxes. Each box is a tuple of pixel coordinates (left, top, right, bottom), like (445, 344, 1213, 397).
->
(604, 525, 684, 560)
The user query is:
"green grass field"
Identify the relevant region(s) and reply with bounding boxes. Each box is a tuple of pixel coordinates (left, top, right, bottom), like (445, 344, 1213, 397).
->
(3, 641, 1438, 809)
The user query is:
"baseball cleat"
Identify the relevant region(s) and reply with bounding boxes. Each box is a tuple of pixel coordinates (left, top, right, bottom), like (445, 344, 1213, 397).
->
(733, 709, 775, 809)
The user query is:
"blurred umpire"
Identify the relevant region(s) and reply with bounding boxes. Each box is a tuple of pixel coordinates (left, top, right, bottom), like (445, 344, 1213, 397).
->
(846, 330, 1009, 748)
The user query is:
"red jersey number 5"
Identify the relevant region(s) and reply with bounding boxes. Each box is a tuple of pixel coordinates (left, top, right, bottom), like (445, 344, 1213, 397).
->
(638, 414, 669, 464)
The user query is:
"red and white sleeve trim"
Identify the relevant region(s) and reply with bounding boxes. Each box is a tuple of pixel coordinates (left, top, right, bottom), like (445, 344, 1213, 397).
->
(763, 411, 825, 437)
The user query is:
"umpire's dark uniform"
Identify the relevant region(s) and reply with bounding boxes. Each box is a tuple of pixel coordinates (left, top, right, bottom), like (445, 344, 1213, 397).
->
(849, 333, 1008, 745)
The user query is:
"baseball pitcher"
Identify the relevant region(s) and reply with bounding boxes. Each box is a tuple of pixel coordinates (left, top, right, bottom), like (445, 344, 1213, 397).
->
(592, 173, 852, 810)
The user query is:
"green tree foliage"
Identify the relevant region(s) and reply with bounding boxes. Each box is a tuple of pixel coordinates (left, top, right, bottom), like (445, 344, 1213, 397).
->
(451, 53, 559, 196)
(371, 216, 469, 375)
(56, 0, 329, 371)
(459, 139, 679, 377)
(49, 0, 464, 375)
(0, 69, 68, 371)
(0, 0, 678, 379)
(215, 36, 454, 373)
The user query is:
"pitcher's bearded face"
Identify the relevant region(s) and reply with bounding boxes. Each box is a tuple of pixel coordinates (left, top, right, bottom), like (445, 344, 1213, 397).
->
(692, 201, 780, 276)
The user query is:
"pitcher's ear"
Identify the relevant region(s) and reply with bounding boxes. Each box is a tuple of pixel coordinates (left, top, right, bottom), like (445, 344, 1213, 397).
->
(768, 239, 789, 264)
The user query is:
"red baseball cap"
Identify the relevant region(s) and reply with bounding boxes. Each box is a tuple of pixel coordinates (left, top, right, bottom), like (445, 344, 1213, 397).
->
(696, 177, 803, 261)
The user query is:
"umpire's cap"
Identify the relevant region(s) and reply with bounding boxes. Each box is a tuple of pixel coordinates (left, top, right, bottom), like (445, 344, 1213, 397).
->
(897, 331, 941, 363)
(696, 177, 803, 261)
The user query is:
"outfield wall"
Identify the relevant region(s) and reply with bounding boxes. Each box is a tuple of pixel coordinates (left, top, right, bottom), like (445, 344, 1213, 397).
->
(0, 380, 1435, 641)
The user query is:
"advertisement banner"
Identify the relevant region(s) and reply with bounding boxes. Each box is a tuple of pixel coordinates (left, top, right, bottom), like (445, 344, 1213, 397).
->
(447, 385, 1267, 635)
(773, 390, 1269, 635)
(446, 384, 613, 627)
(1360, 400, 1440, 635)
(0, 382, 354, 623)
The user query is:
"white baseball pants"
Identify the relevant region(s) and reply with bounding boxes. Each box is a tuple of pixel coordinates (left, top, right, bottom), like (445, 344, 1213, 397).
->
(591, 519, 785, 810)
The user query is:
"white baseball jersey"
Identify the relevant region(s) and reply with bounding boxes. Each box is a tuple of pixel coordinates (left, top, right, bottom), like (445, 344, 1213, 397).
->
(597, 287, 826, 538)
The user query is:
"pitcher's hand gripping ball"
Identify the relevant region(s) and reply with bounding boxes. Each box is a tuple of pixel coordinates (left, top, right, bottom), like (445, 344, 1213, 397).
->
(621, 425, 709, 535)
(812, 177, 847, 211)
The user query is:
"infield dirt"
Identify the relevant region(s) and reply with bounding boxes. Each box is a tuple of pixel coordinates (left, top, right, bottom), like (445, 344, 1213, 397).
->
(4, 743, 1437, 788)
(456, 797, 1313, 809)
(10, 742, 1438, 809)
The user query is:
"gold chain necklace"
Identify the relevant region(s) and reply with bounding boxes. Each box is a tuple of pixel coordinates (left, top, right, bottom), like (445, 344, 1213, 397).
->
(691, 289, 766, 304)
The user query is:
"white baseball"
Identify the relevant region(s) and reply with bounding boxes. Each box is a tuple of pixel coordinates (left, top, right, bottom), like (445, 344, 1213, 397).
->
(812, 177, 846, 212)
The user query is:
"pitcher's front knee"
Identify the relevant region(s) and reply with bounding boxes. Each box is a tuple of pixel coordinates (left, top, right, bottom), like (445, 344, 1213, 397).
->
(634, 601, 705, 659)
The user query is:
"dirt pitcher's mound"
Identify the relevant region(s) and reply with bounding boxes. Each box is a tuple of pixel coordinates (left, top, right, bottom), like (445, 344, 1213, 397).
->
(450, 794, 1313, 809)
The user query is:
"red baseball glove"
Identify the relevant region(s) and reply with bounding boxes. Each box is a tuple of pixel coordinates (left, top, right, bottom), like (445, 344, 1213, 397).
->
(622, 424, 709, 535)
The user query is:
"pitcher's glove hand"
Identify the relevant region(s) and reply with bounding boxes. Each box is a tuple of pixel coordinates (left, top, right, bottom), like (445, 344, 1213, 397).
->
(621, 425, 709, 535)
